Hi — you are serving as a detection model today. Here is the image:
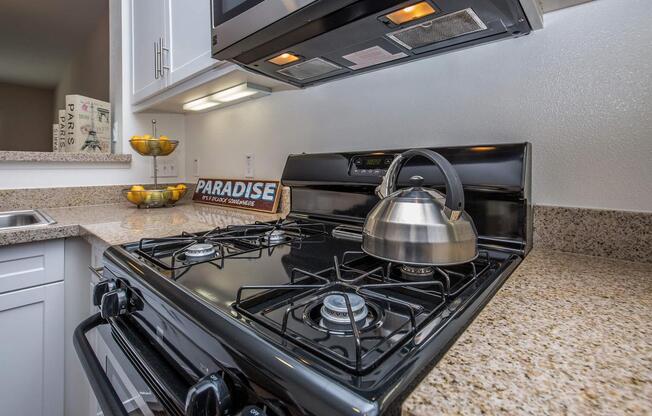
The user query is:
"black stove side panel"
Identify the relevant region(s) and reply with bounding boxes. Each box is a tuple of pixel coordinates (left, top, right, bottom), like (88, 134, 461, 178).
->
(282, 142, 532, 254)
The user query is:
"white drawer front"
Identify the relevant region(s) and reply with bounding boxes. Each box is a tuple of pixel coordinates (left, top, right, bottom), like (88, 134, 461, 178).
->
(0, 240, 64, 294)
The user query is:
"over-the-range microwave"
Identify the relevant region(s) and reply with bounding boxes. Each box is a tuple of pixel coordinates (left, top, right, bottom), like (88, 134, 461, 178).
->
(211, 0, 540, 87)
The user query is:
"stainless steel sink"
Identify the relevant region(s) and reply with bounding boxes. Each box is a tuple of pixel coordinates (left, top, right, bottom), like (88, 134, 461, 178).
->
(0, 210, 56, 230)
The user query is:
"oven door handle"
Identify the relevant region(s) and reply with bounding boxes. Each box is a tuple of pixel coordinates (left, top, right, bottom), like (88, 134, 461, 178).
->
(73, 313, 130, 416)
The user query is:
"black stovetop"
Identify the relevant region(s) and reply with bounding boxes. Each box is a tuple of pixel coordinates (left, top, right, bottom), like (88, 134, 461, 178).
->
(106, 217, 519, 415)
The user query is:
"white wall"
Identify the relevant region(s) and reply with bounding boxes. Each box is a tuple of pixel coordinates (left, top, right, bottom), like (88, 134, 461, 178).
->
(185, 0, 652, 212)
(0, 0, 185, 189)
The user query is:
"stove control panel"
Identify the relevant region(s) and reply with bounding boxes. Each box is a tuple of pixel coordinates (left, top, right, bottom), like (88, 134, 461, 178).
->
(349, 154, 395, 176)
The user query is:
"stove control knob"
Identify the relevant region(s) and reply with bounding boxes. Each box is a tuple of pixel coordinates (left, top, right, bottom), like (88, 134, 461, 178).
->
(93, 280, 117, 306)
(185, 373, 232, 416)
(100, 288, 128, 319)
(240, 406, 267, 416)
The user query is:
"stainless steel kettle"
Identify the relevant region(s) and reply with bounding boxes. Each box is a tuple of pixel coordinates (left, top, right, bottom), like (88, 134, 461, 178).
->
(362, 149, 478, 266)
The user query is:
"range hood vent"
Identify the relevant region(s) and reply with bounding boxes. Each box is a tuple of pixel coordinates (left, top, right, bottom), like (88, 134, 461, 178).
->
(278, 58, 343, 81)
(386, 8, 487, 50)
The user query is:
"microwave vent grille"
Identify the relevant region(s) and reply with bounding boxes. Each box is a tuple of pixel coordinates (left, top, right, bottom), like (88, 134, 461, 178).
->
(387, 8, 487, 50)
(277, 58, 343, 81)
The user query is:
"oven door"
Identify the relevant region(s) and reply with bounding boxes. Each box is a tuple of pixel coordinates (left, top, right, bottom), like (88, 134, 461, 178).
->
(93, 320, 164, 415)
(74, 314, 187, 416)
(211, 0, 317, 53)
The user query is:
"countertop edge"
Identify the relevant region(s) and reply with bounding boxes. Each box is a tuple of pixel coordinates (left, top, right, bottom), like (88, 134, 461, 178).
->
(0, 151, 132, 164)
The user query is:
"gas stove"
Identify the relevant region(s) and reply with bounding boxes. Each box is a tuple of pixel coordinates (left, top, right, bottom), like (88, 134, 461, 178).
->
(75, 143, 531, 416)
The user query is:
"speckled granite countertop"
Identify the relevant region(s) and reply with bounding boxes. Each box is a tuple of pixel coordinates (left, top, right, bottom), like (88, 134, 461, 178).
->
(0, 202, 281, 248)
(1, 201, 649, 415)
(0, 151, 131, 164)
(402, 249, 652, 416)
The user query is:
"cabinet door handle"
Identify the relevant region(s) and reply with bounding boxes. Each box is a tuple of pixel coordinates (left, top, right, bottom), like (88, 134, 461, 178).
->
(154, 41, 160, 79)
(159, 37, 169, 75)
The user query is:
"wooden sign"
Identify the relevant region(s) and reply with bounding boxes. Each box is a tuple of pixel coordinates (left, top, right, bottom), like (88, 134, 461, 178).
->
(192, 178, 281, 213)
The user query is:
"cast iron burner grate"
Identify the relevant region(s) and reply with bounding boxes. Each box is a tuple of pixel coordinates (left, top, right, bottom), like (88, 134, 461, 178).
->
(234, 251, 492, 374)
(134, 219, 327, 271)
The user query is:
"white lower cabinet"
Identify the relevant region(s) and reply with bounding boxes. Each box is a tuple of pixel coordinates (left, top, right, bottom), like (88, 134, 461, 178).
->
(0, 240, 65, 416)
(0, 281, 64, 416)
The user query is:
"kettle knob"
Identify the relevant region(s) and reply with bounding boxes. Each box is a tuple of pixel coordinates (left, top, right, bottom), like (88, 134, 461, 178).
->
(409, 175, 424, 187)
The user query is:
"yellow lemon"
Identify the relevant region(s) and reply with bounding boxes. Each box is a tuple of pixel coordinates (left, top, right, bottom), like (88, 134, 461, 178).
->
(166, 186, 180, 201)
(130, 138, 149, 154)
(158, 136, 173, 154)
(126, 185, 145, 205)
(175, 184, 187, 198)
(126, 192, 141, 204)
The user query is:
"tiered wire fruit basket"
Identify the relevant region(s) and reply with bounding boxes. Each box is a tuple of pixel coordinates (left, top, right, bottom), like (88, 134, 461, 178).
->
(124, 120, 188, 208)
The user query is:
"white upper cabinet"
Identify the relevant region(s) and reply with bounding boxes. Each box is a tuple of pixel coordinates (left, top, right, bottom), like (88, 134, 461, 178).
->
(131, 0, 167, 103)
(131, 0, 220, 104)
(165, 0, 217, 86)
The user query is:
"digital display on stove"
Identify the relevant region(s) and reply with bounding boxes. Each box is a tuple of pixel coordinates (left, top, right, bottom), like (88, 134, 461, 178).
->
(362, 158, 382, 167)
(351, 155, 395, 175)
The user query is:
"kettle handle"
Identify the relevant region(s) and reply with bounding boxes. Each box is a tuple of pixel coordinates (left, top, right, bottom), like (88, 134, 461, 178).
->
(377, 149, 465, 218)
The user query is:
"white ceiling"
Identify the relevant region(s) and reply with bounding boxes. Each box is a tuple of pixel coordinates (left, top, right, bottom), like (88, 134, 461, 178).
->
(0, 0, 108, 88)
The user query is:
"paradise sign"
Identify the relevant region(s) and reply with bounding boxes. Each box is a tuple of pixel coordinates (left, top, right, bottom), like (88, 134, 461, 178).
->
(192, 178, 281, 213)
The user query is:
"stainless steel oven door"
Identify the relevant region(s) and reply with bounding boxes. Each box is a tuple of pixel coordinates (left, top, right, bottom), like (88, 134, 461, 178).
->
(211, 0, 317, 53)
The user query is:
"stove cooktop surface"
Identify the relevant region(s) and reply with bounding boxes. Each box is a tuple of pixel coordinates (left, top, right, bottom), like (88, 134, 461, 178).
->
(121, 218, 509, 377)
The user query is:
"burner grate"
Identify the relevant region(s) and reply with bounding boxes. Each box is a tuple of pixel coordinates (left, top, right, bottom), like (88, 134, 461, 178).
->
(134, 219, 327, 271)
(234, 251, 494, 373)
(235, 254, 492, 373)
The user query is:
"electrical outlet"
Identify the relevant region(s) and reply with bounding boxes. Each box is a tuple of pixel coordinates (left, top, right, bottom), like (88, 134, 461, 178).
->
(153, 157, 178, 178)
(192, 158, 200, 177)
(245, 153, 254, 178)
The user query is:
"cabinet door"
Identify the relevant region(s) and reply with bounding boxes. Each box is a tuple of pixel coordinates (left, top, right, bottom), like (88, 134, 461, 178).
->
(132, 0, 167, 103)
(0, 282, 64, 416)
(165, 0, 219, 86)
(0, 239, 64, 294)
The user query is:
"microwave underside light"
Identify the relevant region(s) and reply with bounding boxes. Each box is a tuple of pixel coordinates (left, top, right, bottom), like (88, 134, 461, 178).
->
(385, 2, 437, 25)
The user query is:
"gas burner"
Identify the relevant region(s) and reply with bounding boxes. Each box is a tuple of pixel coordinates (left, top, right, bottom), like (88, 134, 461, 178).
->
(320, 293, 368, 329)
(302, 292, 383, 335)
(184, 243, 217, 259)
(400, 264, 435, 281)
(265, 229, 287, 243)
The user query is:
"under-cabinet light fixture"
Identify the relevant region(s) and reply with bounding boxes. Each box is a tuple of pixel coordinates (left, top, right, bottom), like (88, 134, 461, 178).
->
(182, 83, 271, 112)
(182, 97, 220, 111)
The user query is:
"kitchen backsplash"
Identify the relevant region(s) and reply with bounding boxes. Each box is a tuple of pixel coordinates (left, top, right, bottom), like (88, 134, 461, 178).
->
(0, 185, 648, 262)
(533, 206, 651, 263)
(0, 184, 291, 215)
